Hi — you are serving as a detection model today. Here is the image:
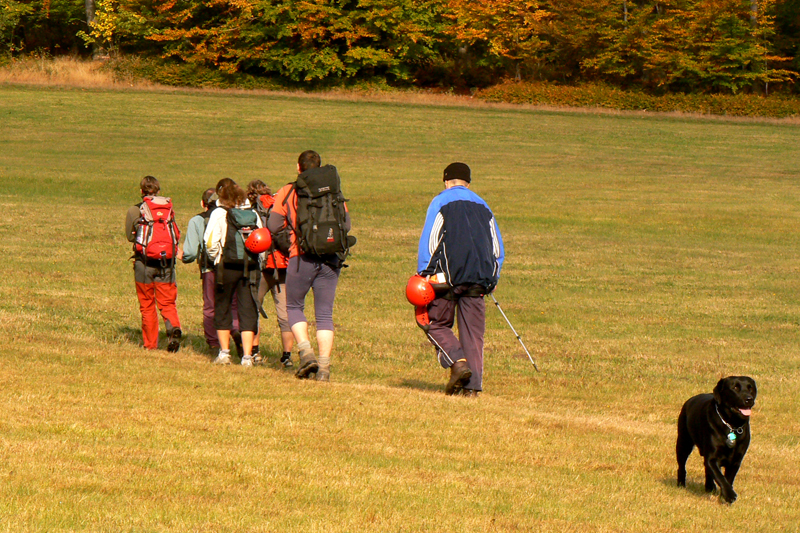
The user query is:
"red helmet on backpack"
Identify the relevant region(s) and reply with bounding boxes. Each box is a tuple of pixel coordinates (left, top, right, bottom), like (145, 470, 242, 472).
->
(406, 275, 435, 306)
(245, 227, 272, 254)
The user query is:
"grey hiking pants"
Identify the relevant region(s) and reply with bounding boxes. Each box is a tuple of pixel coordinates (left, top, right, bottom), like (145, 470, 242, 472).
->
(427, 286, 486, 391)
(286, 254, 340, 331)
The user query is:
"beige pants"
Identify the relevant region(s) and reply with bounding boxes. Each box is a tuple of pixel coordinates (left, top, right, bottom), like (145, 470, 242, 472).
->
(259, 269, 290, 333)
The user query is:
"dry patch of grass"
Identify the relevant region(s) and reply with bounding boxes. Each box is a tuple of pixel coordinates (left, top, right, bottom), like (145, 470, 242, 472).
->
(1, 85, 799, 531)
(0, 56, 156, 89)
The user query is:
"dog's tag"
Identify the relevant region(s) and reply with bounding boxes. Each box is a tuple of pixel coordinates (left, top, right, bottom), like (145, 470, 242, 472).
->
(726, 432, 737, 447)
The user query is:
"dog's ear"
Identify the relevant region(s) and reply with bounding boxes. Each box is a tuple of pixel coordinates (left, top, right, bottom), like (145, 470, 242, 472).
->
(713, 378, 727, 405)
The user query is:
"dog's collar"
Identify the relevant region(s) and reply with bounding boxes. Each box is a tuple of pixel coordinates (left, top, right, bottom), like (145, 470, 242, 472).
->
(716, 404, 745, 447)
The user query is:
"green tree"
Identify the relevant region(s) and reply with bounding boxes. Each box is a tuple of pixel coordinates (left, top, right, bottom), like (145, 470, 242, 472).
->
(445, 0, 549, 81)
(0, 0, 33, 53)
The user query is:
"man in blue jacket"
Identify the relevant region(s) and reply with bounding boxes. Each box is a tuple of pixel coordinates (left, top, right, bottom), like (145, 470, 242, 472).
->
(417, 162, 504, 396)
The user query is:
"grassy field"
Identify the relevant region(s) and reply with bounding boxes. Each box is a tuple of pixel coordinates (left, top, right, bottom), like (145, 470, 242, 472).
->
(1, 83, 799, 532)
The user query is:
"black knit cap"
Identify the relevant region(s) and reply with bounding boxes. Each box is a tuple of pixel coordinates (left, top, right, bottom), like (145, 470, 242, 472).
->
(443, 162, 471, 183)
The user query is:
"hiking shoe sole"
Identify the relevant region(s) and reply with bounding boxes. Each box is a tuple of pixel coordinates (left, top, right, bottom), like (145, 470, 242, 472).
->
(295, 360, 319, 379)
(167, 328, 182, 353)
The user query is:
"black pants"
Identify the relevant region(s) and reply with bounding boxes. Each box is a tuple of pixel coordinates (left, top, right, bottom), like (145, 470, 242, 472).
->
(214, 267, 259, 333)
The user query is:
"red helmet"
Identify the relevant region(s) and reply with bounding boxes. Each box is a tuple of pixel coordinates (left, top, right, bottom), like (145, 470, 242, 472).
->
(406, 275, 435, 306)
(245, 227, 272, 254)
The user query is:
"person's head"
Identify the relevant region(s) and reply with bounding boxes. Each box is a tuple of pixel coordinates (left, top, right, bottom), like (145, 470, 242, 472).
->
(140, 175, 160, 197)
(201, 188, 216, 210)
(297, 150, 321, 173)
(246, 180, 271, 206)
(443, 162, 471, 189)
(215, 178, 245, 208)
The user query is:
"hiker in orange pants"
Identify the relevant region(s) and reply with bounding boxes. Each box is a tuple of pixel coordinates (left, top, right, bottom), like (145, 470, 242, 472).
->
(126, 175, 182, 352)
(134, 267, 181, 350)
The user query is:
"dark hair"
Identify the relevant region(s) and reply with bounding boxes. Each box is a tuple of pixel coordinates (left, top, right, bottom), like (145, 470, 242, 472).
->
(201, 188, 215, 207)
(140, 175, 161, 196)
(246, 180, 271, 206)
(298, 150, 321, 172)
(215, 178, 245, 208)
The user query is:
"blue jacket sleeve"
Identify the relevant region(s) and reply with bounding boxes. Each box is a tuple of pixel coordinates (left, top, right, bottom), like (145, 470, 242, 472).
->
(417, 195, 444, 274)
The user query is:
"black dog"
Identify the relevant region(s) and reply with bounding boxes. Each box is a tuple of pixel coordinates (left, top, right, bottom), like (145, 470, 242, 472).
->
(676, 376, 757, 504)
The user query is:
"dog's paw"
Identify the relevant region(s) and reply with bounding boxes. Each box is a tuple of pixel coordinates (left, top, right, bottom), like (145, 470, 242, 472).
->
(721, 489, 738, 504)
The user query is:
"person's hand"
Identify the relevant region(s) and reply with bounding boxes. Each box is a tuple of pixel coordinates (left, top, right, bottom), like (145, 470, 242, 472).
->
(177, 247, 184, 260)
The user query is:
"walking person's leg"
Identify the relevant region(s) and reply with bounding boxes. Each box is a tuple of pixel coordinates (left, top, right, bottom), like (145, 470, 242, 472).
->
(234, 276, 259, 365)
(135, 261, 159, 350)
(268, 269, 294, 366)
(455, 295, 486, 393)
(202, 271, 219, 349)
(153, 267, 181, 352)
(213, 269, 238, 364)
(310, 262, 340, 380)
(427, 295, 472, 395)
(286, 255, 318, 378)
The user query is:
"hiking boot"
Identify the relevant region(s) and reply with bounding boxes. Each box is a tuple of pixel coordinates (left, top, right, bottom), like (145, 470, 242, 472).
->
(460, 389, 481, 398)
(295, 353, 319, 379)
(280, 352, 294, 368)
(213, 350, 231, 365)
(252, 353, 262, 366)
(167, 328, 182, 353)
(316, 369, 330, 382)
(241, 355, 253, 367)
(445, 360, 472, 396)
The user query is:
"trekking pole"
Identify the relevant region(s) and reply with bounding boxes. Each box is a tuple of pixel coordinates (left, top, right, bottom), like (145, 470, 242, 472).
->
(490, 294, 539, 371)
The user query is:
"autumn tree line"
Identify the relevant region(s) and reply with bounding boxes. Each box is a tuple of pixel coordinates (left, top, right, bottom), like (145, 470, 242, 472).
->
(2, 0, 799, 94)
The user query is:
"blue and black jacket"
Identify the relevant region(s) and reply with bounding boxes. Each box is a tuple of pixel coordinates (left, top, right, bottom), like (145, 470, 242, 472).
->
(417, 186, 504, 291)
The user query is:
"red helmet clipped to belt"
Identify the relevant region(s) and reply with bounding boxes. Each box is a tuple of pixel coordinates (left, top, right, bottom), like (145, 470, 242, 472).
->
(245, 227, 272, 254)
(406, 274, 435, 306)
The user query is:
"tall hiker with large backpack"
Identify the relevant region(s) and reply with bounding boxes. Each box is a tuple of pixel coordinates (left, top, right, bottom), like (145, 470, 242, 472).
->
(267, 150, 355, 382)
(204, 178, 266, 367)
(125, 175, 183, 352)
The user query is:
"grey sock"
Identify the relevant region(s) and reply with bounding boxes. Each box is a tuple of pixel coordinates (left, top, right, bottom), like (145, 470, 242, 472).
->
(297, 341, 314, 358)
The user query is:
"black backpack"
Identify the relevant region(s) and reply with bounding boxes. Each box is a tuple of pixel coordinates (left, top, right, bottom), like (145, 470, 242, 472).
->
(287, 165, 354, 261)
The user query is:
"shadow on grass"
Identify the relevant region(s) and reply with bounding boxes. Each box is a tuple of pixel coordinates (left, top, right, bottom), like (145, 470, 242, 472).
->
(398, 379, 442, 393)
(659, 476, 721, 500)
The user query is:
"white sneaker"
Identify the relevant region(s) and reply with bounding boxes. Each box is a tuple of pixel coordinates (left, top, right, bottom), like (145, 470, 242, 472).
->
(213, 350, 231, 365)
(241, 355, 253, 367)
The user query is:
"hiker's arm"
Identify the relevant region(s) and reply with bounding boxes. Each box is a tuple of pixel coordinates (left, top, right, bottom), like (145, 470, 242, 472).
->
(125, 205, 139, 243)
(204, 208, 225, 263)
(267, 210, 285, 234)
(181, 216, 203, 263)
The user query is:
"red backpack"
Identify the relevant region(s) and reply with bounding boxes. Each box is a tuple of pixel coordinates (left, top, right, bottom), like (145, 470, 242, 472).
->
(134, 196, 180, 261)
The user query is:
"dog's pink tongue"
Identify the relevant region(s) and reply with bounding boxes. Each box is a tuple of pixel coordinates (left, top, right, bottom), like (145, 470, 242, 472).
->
(739, 408, 752, 416)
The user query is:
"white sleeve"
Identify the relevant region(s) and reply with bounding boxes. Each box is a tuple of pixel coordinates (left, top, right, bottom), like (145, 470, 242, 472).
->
(204, 208, 227, 264)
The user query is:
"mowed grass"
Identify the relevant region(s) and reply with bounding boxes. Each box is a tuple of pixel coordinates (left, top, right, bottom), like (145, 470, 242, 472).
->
(1, 84, 799, 532)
